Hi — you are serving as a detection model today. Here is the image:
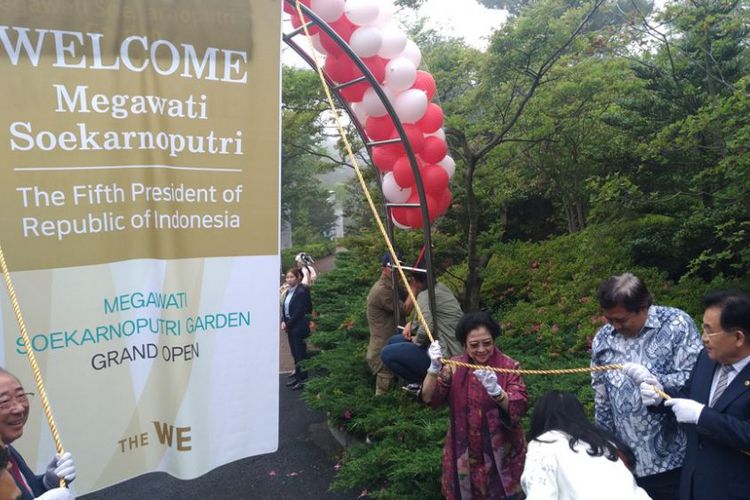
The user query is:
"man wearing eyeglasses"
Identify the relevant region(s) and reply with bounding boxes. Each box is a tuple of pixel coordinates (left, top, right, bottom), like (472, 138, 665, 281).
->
(640, 291, 750, 500)
(0, 369, 76, 499)
(591, 273, 702, 500)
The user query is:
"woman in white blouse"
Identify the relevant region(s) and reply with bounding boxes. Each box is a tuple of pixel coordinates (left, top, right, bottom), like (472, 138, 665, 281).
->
(521, 391, 652, 500)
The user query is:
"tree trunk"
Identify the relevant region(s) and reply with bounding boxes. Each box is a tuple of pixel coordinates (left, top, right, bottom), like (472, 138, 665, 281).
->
(463, 157, 483, 311)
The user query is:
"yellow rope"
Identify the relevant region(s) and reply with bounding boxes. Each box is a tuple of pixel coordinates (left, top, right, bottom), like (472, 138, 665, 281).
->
(294, 1, 435, 345)
(0, 243, 66, 487)
(442, 360, 624, 375)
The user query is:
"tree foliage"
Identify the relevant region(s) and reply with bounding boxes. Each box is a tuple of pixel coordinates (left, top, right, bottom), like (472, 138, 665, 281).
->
(281, 67, 337, 245)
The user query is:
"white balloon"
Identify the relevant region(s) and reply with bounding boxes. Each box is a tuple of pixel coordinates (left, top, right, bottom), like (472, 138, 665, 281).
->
(382, 172, 412, 203)
(394, 89, 428, 124)
(385, 57, 417, 92)
(372, 2, 394, 27)
(349, 26, 382, 58)
(351, 102, 369, 126)
(400, 39, 422, 68)
(361, 85, 393, 117)
(427, 128, 446, 141)
(311, 0, 345, 22)
(438, 155, 456, 179)
(345, 0, 380, 26)
(310, 33, 327, 54)
(378, 24, 407, 58)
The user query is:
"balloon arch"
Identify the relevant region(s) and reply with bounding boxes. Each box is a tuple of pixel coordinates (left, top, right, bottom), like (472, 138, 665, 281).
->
(281, 0, 455, 327)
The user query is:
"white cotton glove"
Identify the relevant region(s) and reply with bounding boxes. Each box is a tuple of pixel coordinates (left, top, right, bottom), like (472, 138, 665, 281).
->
(37, 487, 75, 500)
(622, 362, 656, 385)
(665, 398, 705, 424)
(43, 452, 76, 489)
(427, 341, 443, 375)
(474, 369, 503, 397)
(639, 381, 664, 406)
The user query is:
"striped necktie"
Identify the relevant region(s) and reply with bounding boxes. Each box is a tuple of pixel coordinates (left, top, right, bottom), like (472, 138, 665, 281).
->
(710, 365, 734, 407)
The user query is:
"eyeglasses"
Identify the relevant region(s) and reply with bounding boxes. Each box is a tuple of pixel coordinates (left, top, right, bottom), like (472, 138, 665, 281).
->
(0, 392, 33, 411)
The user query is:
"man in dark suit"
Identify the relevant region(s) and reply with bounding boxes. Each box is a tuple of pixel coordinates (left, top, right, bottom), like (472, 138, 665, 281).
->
(640, 291, 750, 500)
(0, 369, 76, 499)
(281, 267, 313, 390)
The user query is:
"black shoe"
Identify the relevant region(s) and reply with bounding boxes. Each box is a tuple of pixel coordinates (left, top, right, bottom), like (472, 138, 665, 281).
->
(290, 382, 305, 391)
(285, 379, 298, 387)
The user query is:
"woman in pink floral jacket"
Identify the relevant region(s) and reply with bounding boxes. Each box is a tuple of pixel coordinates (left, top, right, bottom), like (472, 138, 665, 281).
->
(421, 311, 529, 499)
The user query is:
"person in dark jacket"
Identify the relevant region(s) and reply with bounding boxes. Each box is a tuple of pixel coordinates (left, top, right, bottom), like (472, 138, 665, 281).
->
(280, 267, 313, 390)
(0, 369, 76, 499)
(640, 290, 750, 500)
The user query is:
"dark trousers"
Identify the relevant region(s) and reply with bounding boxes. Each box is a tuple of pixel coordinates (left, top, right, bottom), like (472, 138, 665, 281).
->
(380, 334, 430, 383)
(636, 467, 681, 500)
(287, 328, 308, 382)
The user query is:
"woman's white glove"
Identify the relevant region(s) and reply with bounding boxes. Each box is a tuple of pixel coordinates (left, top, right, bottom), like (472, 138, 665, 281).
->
(427, 341, 443, 374)
(43, 452, 76, 489)
(474, 369, 503, 397)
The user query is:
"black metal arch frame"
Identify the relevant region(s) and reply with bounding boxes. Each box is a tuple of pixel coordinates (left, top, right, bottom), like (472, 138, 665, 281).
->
(281, 0, 438, 332)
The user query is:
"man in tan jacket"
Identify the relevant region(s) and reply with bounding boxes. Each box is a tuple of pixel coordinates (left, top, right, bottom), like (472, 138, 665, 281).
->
(366, 253, 412, 395)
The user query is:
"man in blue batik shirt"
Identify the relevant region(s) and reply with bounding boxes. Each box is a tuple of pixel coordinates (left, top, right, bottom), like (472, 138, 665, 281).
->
(591, 273, 701, 500)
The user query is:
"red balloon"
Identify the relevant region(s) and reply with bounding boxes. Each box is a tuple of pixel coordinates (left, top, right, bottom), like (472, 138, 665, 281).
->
(421, 164, 449, 196)
(437, 189, 452, 215)
(341, 81, 370, 102)
(403, 193, 439, 228)
(391, 206, 410, 226)
(363, 56, 387, 83)
(413, 71, 436, 101)
(417, 103, 444, 134)
(392, 156, 422, 188)
(372, 144, 401, 171)
(420, 136, 448, 164)
(365, 115, 395, 141)
(389, 124, 425, 155)
(427, 194, 442, 221)
(324, 54, 358, 83)
(319, 16, 357, 56)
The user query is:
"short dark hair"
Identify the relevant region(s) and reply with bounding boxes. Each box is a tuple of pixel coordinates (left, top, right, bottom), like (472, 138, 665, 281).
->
(702, 291, 750, 334)
(597, 273, 652, 312)
(529, 391, 635, 467)
(455, 311, 501, 346)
